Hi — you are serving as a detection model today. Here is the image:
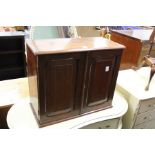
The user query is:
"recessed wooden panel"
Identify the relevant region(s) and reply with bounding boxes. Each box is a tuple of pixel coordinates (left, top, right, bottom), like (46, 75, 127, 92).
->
(87, 57, 115, 106)
(83, 51, 115, 113)
(45, 58, 76, 116)
(80, 49, 123, 114)
(37, 53, 86, 125)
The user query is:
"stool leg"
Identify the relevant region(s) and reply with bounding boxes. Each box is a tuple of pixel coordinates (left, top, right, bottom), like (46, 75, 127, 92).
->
(145, 66, 155, 91)
(132, 60, 146, 71)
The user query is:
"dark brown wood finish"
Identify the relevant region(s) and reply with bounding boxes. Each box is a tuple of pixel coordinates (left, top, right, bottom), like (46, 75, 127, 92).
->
(38, 53, 86, 125)
(27, 45, 39, 120)
(82, 50, 122, 113)
(0, 32, 26, 80)
(111, 31, 142, 69)
(26, 37, 124, 127)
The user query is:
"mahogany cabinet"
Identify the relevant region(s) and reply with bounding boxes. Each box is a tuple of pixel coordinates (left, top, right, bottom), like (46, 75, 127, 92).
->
(26, 37, 124, 127)
(111, 29, 155, 69)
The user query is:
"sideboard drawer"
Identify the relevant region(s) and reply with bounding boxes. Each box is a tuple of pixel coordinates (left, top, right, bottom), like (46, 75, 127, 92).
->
(81, 118, 120, 129)
(135, 109, 155, 126)
(134, 119, 155, 129)
(135, 112, 150, 126)
(138, 98, 155, 114)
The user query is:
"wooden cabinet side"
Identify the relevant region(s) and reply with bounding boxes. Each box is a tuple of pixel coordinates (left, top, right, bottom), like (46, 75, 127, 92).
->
(26, 45, 39, 121)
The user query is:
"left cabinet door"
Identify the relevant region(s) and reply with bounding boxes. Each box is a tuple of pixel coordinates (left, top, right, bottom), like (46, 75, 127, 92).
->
(38, 53, 86, 125)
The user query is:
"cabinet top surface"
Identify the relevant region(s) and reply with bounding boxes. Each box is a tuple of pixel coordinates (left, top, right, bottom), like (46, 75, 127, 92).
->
(26, 37, 125, 55)
(111, 29, 155, 42)
(0, 32, 25, 37)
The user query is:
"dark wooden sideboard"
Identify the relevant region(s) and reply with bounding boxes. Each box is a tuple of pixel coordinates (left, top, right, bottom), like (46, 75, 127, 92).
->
(111, 29, 155, 69)
(26, 37, 124, 127)
(0, 32, 27, 80)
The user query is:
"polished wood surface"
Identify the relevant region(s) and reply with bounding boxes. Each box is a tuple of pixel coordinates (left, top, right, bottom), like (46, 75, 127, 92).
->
(38, 53, 86, 125)
(26, 37, 124, 127)
(111, 30, 155, 42)
(26, 37, 124, 55)
(111, 31, 141, 69)
(111, 29, 155, 69)
(82, 50, 122, 113)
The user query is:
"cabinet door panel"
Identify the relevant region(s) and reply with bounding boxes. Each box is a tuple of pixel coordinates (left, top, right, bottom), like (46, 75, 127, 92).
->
(83, 52, 117, 113)
(38, 53, 86, 125)
(45, 58, 76, 116)
(87, 58, 115, 106)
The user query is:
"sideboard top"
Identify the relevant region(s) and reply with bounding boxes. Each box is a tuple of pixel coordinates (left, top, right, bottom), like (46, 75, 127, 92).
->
(111, 29, 155, 42)
(0, 31, 25, 37)
(26, 37, 125, 55)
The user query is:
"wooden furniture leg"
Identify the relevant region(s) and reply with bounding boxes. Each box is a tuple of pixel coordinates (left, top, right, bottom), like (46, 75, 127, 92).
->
(145, 65, 155, 91)
(132, 60, 146, 71)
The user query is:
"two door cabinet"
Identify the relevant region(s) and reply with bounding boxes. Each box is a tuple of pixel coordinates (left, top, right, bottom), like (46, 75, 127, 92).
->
(26, 37, 124, 127)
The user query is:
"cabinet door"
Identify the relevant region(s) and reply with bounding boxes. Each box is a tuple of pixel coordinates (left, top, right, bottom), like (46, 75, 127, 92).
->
(82, 51, 120, 113)
(38, 53, 86, 125)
